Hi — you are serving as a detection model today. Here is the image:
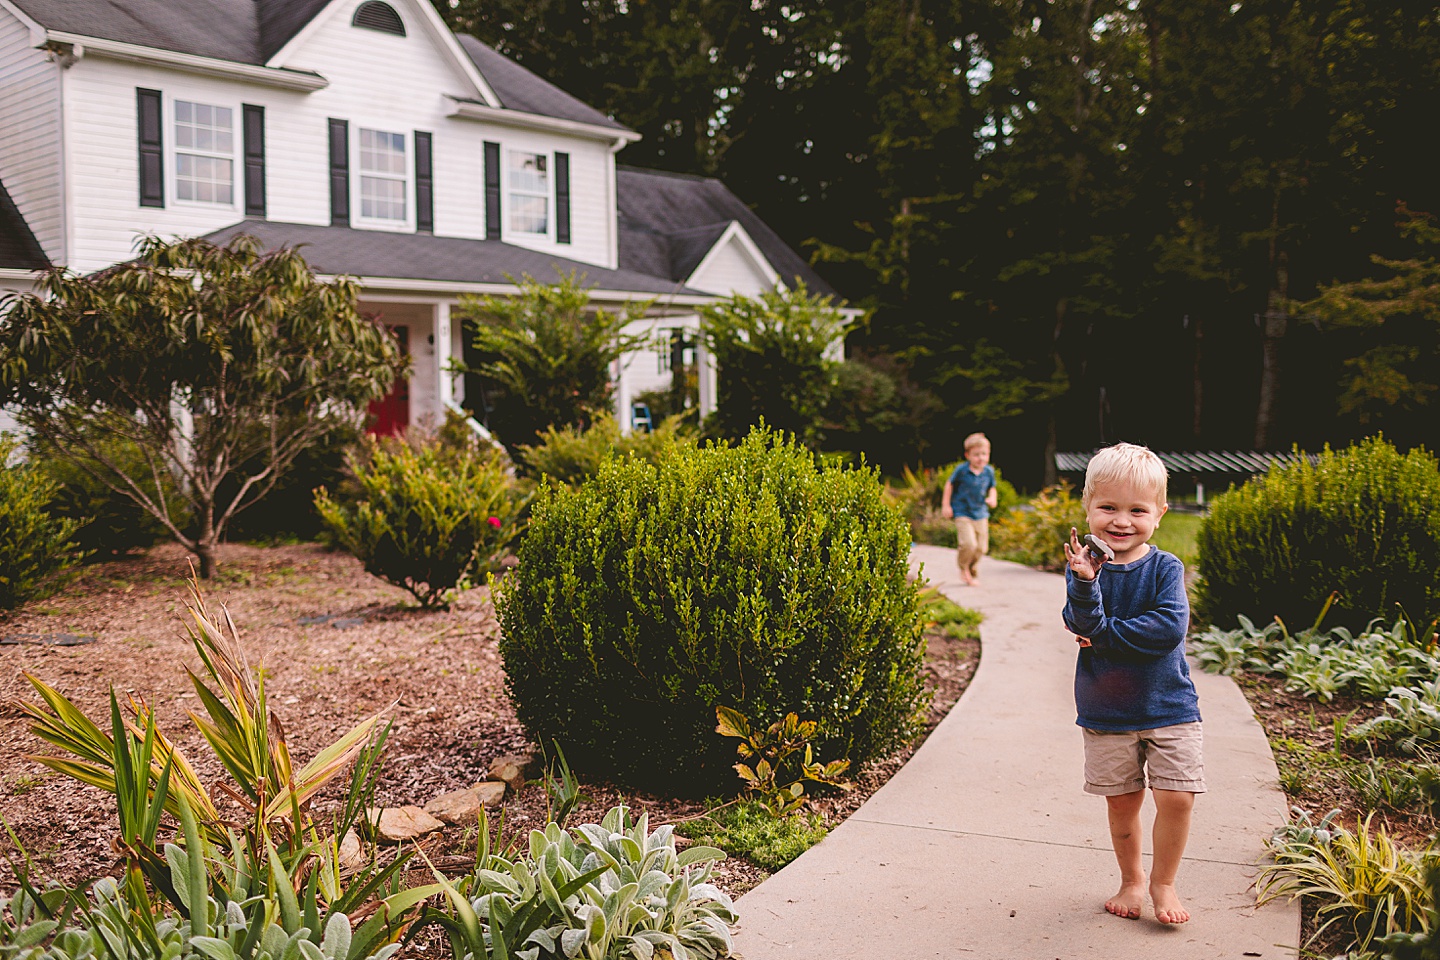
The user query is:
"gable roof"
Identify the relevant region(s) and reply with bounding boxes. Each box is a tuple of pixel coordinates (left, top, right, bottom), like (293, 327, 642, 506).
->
(9, 0, 330, 64)
(615, 166, 834, 296)
(0, 179, 49, 271)
(453, 35, 632, 133)
(203, 220, 707, 299)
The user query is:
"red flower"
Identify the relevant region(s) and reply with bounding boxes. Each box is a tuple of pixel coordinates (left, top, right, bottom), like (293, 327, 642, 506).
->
(487, 516, 502, 529)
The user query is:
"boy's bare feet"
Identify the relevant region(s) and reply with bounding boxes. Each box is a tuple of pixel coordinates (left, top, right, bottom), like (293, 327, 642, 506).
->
(1149, 882, 1189, 923)
(1104, 880, 1146, 920)
(959, 570, 976, 586)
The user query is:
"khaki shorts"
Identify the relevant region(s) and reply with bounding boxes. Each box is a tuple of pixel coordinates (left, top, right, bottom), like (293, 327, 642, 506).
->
(1081, 722, 1206, 796)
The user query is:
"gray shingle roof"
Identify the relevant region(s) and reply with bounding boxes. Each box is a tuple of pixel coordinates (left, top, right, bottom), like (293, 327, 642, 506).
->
(454, 35, 632, 133)
(10, 2, 633, 134)
(616, 166, 833, 296)
(202, 220, 705, 297)
(0, 180, 49, 271)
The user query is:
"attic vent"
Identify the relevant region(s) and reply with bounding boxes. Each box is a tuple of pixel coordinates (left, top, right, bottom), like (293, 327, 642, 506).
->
(352, 2, 405, 36)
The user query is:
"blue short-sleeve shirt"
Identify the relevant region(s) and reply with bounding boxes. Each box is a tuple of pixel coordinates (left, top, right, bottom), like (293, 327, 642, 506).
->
(947, 463, 996, 520)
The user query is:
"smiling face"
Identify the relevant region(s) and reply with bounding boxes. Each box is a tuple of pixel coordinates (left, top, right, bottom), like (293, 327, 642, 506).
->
(966, 443, 990, 472)
(1084, 480, 1167, 565)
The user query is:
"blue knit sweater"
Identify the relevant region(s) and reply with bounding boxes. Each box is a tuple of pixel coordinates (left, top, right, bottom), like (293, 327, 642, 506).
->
(1062, 547, 1200, 731)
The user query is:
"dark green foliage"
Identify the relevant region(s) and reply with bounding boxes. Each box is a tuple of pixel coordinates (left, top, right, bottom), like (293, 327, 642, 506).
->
(495, 427, 929, 792)
(315, 435, 525, 609)
(700, 285, 849, 446)
(458, 273, 647, 455)
(221, 421, 360, 543)
(516, 414, 692, 486)
(29, 429, 178, 558)
(0, 435, 82, 609)
(821, 353, 944, 475)
(1196, 437, 1440, 630)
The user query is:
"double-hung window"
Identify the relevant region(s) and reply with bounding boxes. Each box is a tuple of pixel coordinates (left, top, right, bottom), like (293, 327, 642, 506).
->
(174, 100, 234, 204)
(358, 128, 407, 222)
(507, 150, 549, 235)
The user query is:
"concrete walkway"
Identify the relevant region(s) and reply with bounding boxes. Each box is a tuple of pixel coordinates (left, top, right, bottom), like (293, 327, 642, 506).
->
(733, 547, 1299, 959)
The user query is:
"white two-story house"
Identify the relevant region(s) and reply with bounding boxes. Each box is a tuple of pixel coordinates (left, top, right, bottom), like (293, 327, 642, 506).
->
(0, 0, 836, 437)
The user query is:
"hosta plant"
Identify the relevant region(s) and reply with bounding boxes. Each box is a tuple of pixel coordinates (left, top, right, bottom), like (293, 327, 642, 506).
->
(415, 804, 736, 960)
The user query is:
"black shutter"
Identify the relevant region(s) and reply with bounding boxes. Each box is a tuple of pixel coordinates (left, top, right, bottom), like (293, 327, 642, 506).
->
(415, 131, 433, 233)
(328, 118, 349, 226)
(242, 104, 266, 218)
(137, 88, 163, 207)
(483, 141, 501, 239)
(555, 151, 570, 244)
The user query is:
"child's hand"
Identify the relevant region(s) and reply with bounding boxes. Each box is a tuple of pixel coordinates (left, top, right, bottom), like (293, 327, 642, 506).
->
(985, 488, 999, 509)
(1075, 635, 1092, 647)
(1063, 527, 1104, 581)
(941, 503, 953, 519)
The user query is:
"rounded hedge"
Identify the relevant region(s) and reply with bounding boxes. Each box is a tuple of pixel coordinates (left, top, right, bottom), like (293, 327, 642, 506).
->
(1195, 437, 1440, 631)
(495, 427, 930, 793)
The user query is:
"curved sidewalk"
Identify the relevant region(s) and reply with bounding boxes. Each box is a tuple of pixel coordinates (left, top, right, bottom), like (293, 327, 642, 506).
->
(733, 547, 1298, 959)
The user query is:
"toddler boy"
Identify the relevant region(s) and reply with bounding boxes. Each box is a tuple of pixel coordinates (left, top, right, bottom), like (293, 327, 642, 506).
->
(941, 433, 998, 585)
(1061, 443, 1202, 924)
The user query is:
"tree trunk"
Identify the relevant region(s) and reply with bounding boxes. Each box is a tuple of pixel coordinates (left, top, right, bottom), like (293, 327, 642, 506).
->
(1190, 313, 1204, 443)
(1043, 413, 1058, 487)
(1254, 192, 1289, 450)
(195, 541, 218, 579)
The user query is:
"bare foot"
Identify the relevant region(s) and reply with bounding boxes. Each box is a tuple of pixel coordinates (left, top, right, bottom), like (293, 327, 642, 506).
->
(959, 570, 976, 586)
(1150, 882, 1189, 923)
(1104, 880, 1146, 920)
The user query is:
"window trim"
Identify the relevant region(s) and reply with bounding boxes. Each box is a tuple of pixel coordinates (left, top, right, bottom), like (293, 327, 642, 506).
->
(351, 123, 413, 232)
(166, 92, 240, 210)
(504, 147, 552, 240)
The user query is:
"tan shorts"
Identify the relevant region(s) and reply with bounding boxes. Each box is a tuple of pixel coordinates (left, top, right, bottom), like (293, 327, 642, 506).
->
(1081, 722, 1206, 796)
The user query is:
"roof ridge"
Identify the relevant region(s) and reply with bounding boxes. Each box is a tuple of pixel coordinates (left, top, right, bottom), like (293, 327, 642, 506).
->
(616, 164, 720, 184)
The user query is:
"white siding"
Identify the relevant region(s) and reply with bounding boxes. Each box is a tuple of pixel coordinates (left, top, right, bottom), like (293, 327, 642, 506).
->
(61, 57, 309, 271)
(0, 9, 63, 262)
(57, 0, 621, 273)
(687, 237, 776, 297)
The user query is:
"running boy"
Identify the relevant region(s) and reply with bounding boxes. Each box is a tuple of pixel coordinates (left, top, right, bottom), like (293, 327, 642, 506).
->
(941, 433, 998, 585)
(1061, 443, 1202, 924)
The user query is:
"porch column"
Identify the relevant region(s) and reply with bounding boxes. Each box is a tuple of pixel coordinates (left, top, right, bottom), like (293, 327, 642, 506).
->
(697, 336, 717, 419)
(435, 301, 454, 409)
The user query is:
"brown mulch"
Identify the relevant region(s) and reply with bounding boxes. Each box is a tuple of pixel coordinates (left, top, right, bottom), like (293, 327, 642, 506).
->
(0, 542, 978, 901)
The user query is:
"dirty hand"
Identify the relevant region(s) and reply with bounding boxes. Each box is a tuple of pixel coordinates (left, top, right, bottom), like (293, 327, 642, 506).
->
(1063, 526, 1104, 581)
(1074, 635, 1092, 647)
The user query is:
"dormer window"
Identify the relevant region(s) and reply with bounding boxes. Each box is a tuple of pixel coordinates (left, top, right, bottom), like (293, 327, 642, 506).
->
(507, 150, 549, 235)
(352, 1, 405, 36)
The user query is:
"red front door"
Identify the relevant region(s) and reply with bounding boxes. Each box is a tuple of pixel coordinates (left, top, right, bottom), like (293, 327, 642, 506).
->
(367, 325, 410, 436)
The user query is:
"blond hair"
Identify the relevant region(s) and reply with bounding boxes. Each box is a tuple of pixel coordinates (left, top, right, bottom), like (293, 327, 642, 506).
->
(963, 432, 990, 454)
(1083, 443, 1168, 508)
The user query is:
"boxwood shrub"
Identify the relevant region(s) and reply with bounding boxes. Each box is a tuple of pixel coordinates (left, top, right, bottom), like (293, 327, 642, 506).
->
(1195, 436, 1440, 630)
(495, 427, 930, 792)
(0, 435, 83, 609)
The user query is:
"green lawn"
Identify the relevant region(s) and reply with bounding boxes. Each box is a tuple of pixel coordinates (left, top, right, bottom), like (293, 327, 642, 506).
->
(1153, 510, 1203, 567)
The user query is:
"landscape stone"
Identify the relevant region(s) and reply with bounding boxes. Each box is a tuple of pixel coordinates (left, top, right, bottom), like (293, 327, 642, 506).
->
(424, 781, 506, 824)
(368, 805, 444, 842)
(337, 828, 366, 870)
(488, 752, 533, 793)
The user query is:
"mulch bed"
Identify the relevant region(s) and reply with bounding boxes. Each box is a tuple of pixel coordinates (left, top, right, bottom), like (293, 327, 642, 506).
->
(0, 541, 978, 902)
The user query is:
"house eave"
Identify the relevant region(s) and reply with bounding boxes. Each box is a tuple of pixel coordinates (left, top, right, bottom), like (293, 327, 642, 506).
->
(44, 31, 330, 91)
(446, 97, 639, 145)
(343, 273, 710, 307)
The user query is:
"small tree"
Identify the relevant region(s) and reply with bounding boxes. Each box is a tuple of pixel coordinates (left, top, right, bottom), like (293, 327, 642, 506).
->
(0, 235, 405, 577)
(458, 272, 648, 454)
(700, 284, 850, 445)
